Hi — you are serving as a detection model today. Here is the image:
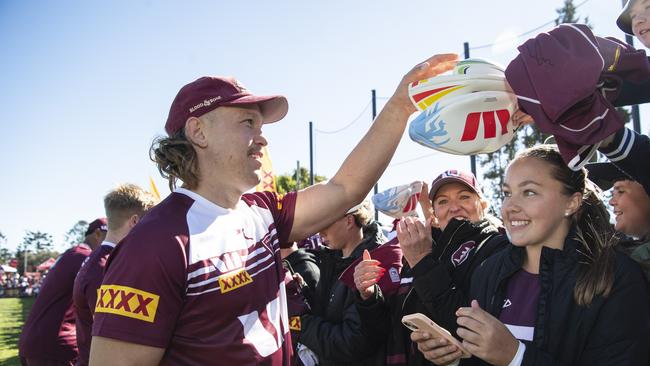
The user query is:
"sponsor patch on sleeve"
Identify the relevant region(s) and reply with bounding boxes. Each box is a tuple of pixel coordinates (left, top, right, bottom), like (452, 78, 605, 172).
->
(95, 285, 160, 323)
(289, 316, 301, 331)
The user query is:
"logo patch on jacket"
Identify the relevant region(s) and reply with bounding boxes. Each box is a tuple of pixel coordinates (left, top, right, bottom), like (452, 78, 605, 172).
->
(389, 267, 400, 283)
(95, 285, 160, 323)
(450, 240, 476, 267)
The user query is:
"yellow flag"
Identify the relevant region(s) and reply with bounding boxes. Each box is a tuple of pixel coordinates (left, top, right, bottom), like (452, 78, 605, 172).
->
(149, 176, 161, 200)
(256, 146, 277, 192)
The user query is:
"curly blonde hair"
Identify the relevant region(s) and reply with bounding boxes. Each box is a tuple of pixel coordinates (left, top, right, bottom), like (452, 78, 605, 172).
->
(150, 130, 200, 191)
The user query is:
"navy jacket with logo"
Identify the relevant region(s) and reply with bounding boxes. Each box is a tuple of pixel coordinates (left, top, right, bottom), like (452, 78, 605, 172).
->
(463, 235, 650, 365)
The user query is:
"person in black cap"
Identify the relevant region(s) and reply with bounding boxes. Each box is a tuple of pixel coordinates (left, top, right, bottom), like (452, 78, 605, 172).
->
(19, 218, 107, 366)
(617, 0, 650, 48)
(612, 0, 650, 107)
(586, 162, 650, 281)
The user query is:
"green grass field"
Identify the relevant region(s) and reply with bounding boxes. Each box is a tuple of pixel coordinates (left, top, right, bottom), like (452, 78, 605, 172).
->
(0, 297, 34, 366)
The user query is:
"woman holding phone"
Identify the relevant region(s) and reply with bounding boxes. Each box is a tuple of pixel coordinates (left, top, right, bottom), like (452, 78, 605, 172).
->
(416, 145, 650, 365)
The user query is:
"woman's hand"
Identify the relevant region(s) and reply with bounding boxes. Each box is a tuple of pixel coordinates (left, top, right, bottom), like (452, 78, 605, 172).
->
(411, 331, 463, 365)
(397, 216, 433, 268)
(456, 300, 519, 366)
(512, 109, 534, 129)
(353, 250, 384, 300)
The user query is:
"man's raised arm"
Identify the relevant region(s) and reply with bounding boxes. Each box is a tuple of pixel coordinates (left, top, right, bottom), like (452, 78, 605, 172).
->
(289, 53, 458, 241)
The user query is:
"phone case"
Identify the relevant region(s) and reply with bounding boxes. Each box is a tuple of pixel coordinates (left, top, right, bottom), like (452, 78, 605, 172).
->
(401, 313, 471, 358)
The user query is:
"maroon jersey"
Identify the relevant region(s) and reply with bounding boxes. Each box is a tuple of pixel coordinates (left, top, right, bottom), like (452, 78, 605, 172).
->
(499, 269, 540, 342)
(72, 242, 115, 366)
(19, 244, 92, 362)
(93, 189, 296, 365)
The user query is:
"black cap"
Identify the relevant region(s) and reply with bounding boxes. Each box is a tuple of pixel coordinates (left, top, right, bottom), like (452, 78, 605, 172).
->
(617, 0, 635, 35)
(585, 162, 634, 191)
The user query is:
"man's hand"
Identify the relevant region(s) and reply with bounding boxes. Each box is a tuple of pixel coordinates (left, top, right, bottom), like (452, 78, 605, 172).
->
(389, 53, 459, 117)
(397, 217, 433, 268)
(289, 53, 458, 243)
(456, 300, 519, 366)
(353, 250, 384, 300)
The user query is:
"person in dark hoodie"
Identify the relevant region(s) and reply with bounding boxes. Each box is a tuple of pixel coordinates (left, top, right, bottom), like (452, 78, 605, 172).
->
(299, 200, 389, 366)
(282, 242, 320, 291)
(354, 170, 508, 366)
(434, 145, 649, 366)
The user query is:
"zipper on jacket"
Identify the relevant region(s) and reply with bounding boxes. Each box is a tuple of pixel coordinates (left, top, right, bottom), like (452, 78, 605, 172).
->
(437, 221, 467, 261)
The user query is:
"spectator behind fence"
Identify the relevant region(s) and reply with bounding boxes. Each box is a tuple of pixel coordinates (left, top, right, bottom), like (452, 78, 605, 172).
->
(443, 145, 650, 366)
(72, 184, 158, 366)
(19, 218, 107, 366)
(354, 171, 508, 366)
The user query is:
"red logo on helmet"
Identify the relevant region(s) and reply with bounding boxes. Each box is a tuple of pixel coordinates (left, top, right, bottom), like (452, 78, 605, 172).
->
(460, 109, 510, 142)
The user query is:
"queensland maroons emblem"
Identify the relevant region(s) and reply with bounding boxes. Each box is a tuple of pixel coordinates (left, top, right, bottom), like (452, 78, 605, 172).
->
(450, 241, 476, 267)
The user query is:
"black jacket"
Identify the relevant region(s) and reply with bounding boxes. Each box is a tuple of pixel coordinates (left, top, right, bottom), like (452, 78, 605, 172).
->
(284, 248, 321, 304)
(463, 236, 650, 366)
(300, 223, 386, 366)
(356, 218, 508, 366)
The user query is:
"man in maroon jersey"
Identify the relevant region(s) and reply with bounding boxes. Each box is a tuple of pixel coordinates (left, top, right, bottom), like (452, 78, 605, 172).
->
(72, 184, 157, 366)
(19, 218, 107, 366)
(90, 53, 458, 366)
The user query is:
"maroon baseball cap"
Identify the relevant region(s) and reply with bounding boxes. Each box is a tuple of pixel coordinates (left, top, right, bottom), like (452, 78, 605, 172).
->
(85, 218, 108, 236)
(429, 170, 481, 200)
(164, 76, 289, 136)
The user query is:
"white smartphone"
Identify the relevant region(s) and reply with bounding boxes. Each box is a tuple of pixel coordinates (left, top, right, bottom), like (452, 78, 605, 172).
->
(401, 313, 470, 358)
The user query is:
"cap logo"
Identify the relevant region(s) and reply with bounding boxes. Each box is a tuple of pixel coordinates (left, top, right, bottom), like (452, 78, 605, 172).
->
(442, 170, 461, 178)
(461, 109, 510, 142)
(233, 79, 248, 93)
(189, 96, 222, 113)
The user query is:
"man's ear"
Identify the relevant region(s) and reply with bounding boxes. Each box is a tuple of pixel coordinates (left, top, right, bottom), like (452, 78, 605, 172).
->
(129, 214, 140, 229)
(345, 214, 356, 229)
(185, 117, 208, 148)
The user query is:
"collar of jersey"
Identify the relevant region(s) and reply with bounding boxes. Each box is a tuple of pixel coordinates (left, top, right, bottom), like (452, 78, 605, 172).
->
(175, 187, 241, 214)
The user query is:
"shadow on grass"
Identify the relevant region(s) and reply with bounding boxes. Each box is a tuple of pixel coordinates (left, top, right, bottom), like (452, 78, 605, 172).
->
(0, 297, 35, 366)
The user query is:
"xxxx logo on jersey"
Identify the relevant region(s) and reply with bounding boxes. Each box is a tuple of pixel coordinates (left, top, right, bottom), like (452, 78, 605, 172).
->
(95, 285, 160, 323)
(289, 316, 301, 331)
(218, 268, 253, 293)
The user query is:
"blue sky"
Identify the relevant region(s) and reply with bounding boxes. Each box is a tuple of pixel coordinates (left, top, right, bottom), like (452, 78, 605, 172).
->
(1, 0, 648, 252)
